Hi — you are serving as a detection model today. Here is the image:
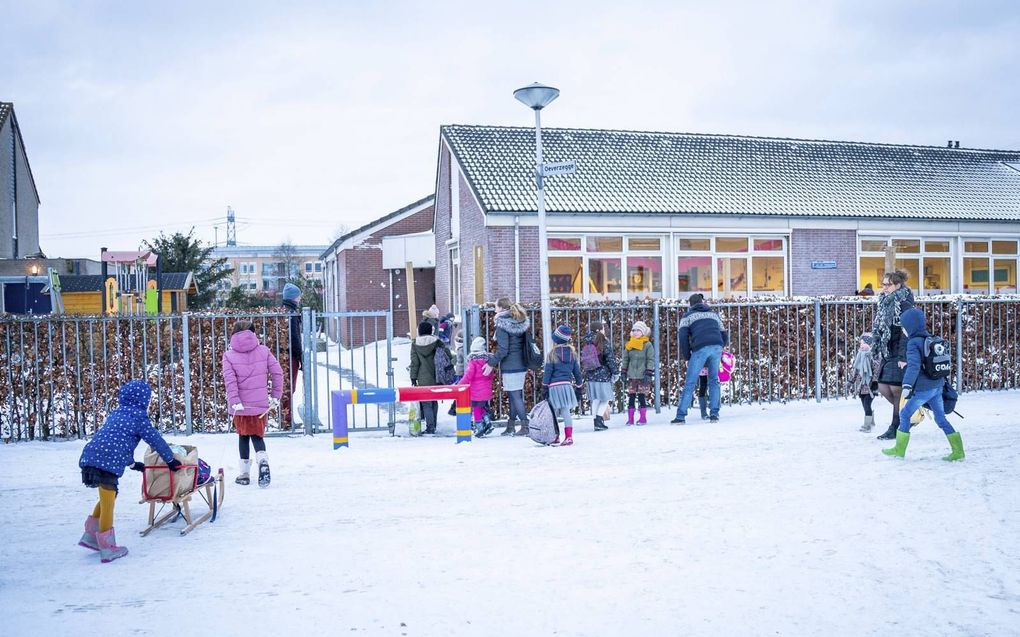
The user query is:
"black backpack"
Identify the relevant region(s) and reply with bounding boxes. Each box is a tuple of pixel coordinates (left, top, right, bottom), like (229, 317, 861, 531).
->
(922, 336, 952, 380)
(523, 330, 544, 370)
(942, 380, 962, 417)
(434, 346, 456, 385)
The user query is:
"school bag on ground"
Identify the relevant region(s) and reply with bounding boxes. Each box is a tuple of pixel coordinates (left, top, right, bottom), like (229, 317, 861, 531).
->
(434, 346, 456, 385)
(922, 336, 952, 380)
(580, 342, 601, 372)
(527, 400, 559, 445)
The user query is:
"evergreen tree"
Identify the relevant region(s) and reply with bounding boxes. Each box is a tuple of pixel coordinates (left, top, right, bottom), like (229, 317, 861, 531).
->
(145, 230, 233, 309)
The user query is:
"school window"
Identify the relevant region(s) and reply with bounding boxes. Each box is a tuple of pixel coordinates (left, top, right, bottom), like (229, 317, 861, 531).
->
(858, 236, 953, 295)
(304, 262, 313, 273)
(963, 239, 1018, 295)
(675, 235, 787, 299)
(547, 234, 663, 300)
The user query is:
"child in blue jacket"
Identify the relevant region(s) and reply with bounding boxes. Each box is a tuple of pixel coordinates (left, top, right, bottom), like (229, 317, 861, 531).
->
(882, 308, 965, 461)
(78, 380, 181, 562)
(543, 325, 583, 446)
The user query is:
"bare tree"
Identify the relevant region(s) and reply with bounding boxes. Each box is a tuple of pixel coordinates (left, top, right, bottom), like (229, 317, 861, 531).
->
(331, 223, 352, 243)
(274, 241, 302, 280)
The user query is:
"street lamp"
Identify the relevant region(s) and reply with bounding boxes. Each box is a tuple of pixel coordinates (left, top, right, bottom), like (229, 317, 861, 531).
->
(514, 82, 559, 354)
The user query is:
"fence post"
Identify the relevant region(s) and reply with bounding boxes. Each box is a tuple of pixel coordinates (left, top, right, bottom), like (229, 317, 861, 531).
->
(470, 305, 481, 346)
(181, 313, 193, 435)
(386, 310, 396, 435)
(301, 307, 316, 435)
(813, 300, 822, 403)
(955, 297, 964, 391)
(652, 302, 661, 413)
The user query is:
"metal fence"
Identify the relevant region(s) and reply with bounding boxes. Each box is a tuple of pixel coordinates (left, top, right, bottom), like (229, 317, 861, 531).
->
(304, 310, 395, 434)
(461, 297, 1020, 419)
(0, 312, 296, 441)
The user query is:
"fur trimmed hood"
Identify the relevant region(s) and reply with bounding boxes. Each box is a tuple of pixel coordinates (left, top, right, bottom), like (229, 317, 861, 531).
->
(494, 313, 529, 335)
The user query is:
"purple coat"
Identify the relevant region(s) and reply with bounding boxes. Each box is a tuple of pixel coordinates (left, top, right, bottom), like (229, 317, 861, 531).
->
(222, 330, 284, 416)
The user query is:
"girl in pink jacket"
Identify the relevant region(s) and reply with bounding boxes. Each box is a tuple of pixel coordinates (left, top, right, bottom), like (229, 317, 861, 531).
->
(460, 337, 495, 437)
(223, 320, 284, 487)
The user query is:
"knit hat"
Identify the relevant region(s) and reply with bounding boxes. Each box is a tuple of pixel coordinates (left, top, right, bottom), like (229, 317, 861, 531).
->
(282, 283, 301, 302)
(552, 324, 572, 345)
(424, 304, 440, 319)
(631, 320, 650, 337)
(470, 336, 486, 354)
(418, 321, 433, 336)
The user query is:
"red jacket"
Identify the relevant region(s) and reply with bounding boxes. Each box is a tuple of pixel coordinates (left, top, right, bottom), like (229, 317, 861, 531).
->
(459, 354, 494, 401)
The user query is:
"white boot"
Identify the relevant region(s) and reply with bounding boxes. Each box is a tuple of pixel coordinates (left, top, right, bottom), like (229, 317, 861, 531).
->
(236, 459, 251, 485)
(256, 451, 271, 488)
(859, 415, 874, 432)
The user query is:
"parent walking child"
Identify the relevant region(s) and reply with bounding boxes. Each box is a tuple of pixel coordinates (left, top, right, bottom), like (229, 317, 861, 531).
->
(672, 294, 728, 424)
(871, 271, 917, 439)
(581, 321, 618, 431)
(281, 282, 303, 428)
(78, 380, 182, 563)
(487, 297, 533, 436)
(223, 320, 284, 487)
(543, 325, 583, 446)
(621, 320, 655, 425)
(410, 320, 453, 434)
(882, 307, 965, 461)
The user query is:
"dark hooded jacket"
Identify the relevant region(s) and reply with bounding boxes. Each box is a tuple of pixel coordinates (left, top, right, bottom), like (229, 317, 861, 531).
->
(900, 307, 943, 394)
(78, 381, 176, 477)
(282, 298, 303, 366)
(678, 303, 729, 360)
(488, 311, 530, 374)
(410, 334, 451, 386)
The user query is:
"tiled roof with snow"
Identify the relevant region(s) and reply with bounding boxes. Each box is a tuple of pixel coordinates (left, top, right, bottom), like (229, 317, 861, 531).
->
(441, 125, 1020, 222)
(0, 102, 11, 129)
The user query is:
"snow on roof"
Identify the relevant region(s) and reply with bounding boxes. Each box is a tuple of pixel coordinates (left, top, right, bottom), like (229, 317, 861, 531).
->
(441, 125, 1020, 222)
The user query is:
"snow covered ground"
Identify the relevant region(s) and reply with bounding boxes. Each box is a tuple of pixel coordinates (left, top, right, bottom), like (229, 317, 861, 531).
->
(2, 391, 1019, 637)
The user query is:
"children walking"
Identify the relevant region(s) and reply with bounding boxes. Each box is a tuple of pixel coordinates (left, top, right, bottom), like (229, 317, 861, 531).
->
(410, 320, 454, 434)
(78, 380, 182, 563)
(543, 324, 583, 445)
(882, 307, 965, 461)
(849, 333, 882, 432)
(581, 321, 618, 431)
(223, 320, 284, 487)
(460, 337, 496, 437)
(621, 320, 655, 425)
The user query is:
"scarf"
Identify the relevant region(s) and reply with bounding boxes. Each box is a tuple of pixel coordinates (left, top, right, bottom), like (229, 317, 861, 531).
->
(625, 336, 649, 351)
(872, 286, 914, 361)
(852, 350, 874, 388)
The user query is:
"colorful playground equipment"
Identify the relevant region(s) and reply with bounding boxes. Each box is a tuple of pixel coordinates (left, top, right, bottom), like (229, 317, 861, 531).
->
(331, 385, 472, 448)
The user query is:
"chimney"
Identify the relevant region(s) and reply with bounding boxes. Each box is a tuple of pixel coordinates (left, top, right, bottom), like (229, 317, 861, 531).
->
(955, 141, 960, 148)
(947, 140, 953, 147)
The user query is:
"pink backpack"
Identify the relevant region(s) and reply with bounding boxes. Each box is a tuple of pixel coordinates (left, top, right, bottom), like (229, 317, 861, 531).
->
(719, 351, 736, 383)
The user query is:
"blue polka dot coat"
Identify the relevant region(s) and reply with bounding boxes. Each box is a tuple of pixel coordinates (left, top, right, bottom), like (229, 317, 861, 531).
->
(78, 380, 176, 477)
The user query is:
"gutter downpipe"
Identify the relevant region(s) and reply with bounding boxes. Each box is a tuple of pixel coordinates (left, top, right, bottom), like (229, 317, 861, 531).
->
(514, 214, 521, 301)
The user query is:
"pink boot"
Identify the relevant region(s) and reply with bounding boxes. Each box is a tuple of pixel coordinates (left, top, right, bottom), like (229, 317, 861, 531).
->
(560, 427, 573, 446)
(78, 516, 100, 551)
(626, 409, 635, 425)
(638, 408, 648, 425)
(96, 528, 128, 563)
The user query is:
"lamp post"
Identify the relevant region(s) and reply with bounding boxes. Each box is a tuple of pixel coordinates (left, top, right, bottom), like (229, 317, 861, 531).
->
(513, 81, 559, 353)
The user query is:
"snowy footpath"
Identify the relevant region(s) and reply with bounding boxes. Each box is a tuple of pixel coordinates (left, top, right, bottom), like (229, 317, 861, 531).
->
(2, 391, 1019, 637)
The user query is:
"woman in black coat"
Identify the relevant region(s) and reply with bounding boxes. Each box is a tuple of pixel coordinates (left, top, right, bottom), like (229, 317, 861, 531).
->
(870, 271, 916, 440)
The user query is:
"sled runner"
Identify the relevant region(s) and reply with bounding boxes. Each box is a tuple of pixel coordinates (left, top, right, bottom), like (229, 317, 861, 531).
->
(139, 449, 225, 537)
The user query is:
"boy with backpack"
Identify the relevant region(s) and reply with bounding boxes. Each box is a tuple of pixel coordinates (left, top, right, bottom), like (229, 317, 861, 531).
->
(882, 307, 965, 461)
(410, 321, 454, 434)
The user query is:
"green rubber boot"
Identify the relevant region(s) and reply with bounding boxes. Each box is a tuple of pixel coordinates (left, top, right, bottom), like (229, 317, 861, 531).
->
(943, 432, 965, 462)
(882, 430, 910, 458)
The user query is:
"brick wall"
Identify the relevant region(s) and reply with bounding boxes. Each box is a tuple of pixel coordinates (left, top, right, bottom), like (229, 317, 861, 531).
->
(434, 144, 452, 312)
(790, 228, 858, 296)
(335, 203, 436, 346)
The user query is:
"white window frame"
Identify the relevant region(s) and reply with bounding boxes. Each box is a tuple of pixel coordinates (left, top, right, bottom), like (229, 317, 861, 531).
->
(858, 235, 956, 296)
(449, 245, 461, 314)
(674, 234, 788, 299)
(547, 233, 666, 301)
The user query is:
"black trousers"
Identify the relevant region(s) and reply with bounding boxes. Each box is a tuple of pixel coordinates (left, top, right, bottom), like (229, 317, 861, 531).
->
(238, 435, 266, 460)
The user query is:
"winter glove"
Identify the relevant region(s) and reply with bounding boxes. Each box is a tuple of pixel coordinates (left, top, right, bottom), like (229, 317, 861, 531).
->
(130, 461, 145, 472)
(644, 370, 654, 382)
(166, 458, 183, 472)
(611, 374, 620, 384)
(482, 363, 494, 377)
(411, 379, 418, 386)
(901, 385, 913, 400)
(230, 403, 244, 413)
(269, 397, 280, 410)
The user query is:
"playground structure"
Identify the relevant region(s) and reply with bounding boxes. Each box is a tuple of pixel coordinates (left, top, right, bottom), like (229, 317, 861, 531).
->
(331, 385, 472, 448)
(100, 248, 162, 315)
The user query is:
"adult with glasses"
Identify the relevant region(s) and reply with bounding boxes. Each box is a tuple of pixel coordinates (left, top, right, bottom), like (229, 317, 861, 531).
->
(870, 270, 916, 440)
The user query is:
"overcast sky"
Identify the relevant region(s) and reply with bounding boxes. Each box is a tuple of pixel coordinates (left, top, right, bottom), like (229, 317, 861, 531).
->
(3, 0, 1019, 259)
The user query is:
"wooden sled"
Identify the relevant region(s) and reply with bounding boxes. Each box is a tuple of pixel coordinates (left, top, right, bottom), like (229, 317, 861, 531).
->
(139, 468, 225, 537)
